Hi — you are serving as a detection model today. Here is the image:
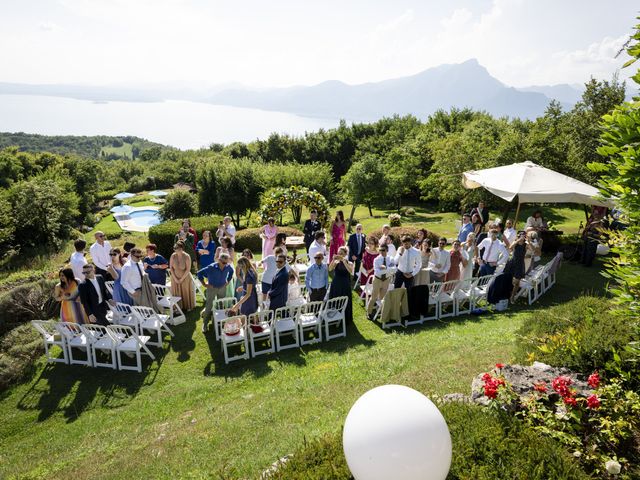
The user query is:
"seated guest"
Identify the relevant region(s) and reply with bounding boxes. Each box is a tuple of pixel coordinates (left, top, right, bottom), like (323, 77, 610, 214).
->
(445, 240, 466, 282)
(287, 269, 305, 306)
(328, 246, 354, 323)
(378, 224, 391, 247)
(54, 267, 88, 324)
(229, 257, 258, 316)
(347, 224, 366, 280)
(303, 210, 322, 252)
(78, 264, 114, 326)
(393, 235, 421, 289)
(477, 228, 509, 276)
(457, 214, 474, 243)
(215, 236, 235, 264)
(525, 210, 546, 231)
(268, 254, 289, 311)
(308, 231, 328, 264)
(367, 245, 395, 320)
(70, 238, 88, 282)
(385, 234, 397, 258)
(503, 219, 517, 247)
(429, 237, 451, 283)
(89, 231, 112, 281)
(120, 248, 146, 304)
(216, 216, 237, 245)
(470, 201, 490, 227)
(143, 243, 169, 286)
(198, 251, 233, 331)
(259, 247, 285, 301)
(305, 252, 329, 301)
(196, 230, 216, 269)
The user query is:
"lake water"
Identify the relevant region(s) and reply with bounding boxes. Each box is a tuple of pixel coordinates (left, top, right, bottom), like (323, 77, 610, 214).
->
(0, 94, 344, 149)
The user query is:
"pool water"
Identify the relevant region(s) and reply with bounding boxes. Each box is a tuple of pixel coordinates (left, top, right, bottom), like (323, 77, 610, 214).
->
(128, 209, 162, 228)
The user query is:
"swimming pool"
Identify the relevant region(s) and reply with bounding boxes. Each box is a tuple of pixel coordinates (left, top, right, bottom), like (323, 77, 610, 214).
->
(128, 209, 162, 228)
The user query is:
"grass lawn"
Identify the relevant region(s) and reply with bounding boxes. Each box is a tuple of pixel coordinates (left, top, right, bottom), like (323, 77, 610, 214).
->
(101, 143, 133, 159)
(0, 257, 608, 479)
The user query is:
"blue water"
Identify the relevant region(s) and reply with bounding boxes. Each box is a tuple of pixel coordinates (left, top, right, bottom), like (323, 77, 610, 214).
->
(129, 210, 162, 228)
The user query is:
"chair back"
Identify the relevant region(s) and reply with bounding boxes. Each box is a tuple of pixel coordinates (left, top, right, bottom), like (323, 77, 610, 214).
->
(476, 275, 494, 289)
(547, 252, 563, 275)
(152, 284, 169, 297)
(323, 296, 348, 316)
(248, 310, 274, 328)
(31, 320, 57, 337)
(55, 321, 83, 340)
(81, 324, 111, 341)
(107, 324, 136, 341)
(428, 282, 443, 299)
(214, 297, 236, 311)
(456, 277, 476, 294)
(105, 281, 115, 295)
(132, 305, 156, 320)
(301, 300, 323, 317)
(440, 279, 459, 294)
(115, 302, 134, 316)
(275, 305, 299, 321)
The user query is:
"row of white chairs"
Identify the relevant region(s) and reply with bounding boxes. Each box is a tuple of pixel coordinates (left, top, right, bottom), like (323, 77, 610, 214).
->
(217, 296, 349, 364)
(105, 281, 186, 326)
(513, 253, 562, 305)
(31, 320, 155, 372)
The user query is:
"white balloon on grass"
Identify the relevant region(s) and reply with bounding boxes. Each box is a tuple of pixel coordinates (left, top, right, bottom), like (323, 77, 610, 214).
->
(343, 385, 452, 480)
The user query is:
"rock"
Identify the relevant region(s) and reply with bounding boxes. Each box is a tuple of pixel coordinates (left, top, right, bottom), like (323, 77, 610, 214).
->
(442, 393, 472, 403)
(260, 454, 292, 479)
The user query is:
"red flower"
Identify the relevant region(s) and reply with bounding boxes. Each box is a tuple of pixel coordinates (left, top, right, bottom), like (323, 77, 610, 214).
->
(495, 363, 505, 369)
(586, 394, 600, 409)
(533, 382, 548, 393)
(563, 396, 577, 407)
(483, 385, 498, 399)
(587, 372, 600, 389)
(482, 372, 492, 382)
(552, 376, 573, 397)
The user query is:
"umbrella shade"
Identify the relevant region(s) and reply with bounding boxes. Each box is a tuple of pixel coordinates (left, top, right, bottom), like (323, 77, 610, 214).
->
(110, 205, 134, 214)
(462, 161, 613, 207)
(114, 192, 136, 200)
(148, 190, 169, 197)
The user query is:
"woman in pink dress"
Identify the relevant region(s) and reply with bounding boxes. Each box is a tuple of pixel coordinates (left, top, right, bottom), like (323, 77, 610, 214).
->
(329, 210, 346, 262)
(359, 237, 379, 297)
(260, 217, 278, 258)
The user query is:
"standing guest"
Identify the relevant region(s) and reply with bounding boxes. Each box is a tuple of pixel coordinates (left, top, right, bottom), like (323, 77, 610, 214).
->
(54, 268, 88, 324)
(259, 246, 285, 302)
(503, 219, 517, 247)
(78, 264, 114, 326)
(308, 231, 328, 263)
(525, 230, 543, 272)
(303, 210, 322, 252)
(329, 210, 346, 262)
(378, 224, 391, 247)
(175, 227, 196, 272)
(477, 228, 509, 276)
(120, 248, 146, 304)
(70, 239, 88, 282)
(328, 246, 354, 323)
(462, 233, 477, 280)
(420, 239, 432, 268)
(169, 242, 196, 312)
(274, 233, 288, 257)
(347, 224, 366, 281)
(143, 244, 169, 286)
(457, 214, 474, 243)
(393, 235, 422, 289)
(196, 230, 216, 269)
(414, 229, 428, 248)
(268, 254, 289, 311)
(215, 236, 235, 264)
(182, 219, 198, 250)
(470, 201, 490, 227)
(359, 237, 379, 289)
(198, 252, 234, 332)
(305, 252, 329, 302)
(367, 245, 394, 320)
(230, 257, 258, 316)
(241, 249, 258, 270)
(509, 231, 528, 302)
(260, 217, 278, 258)
(525, 210, 546, 231)
(429, 237, 451, 283)
(445, 240, 465, 282)
(107, 248, 132, 305)
(216, 216, 237, 245)
(287, 269, 305, 306)
(471, 213, 483, 236)
(581, 216, 602, 267)
(385, 234, 397, 258)
(89, 231, 112, 280)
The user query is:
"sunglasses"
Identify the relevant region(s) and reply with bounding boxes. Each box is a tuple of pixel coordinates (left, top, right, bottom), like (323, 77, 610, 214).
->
(109, 253, 118, 256)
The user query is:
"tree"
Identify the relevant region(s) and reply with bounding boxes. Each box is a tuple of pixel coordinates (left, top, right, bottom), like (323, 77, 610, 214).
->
(159, 190, 197, 220)
(341, 155, 388, 223)
(0, 192, 14, 248)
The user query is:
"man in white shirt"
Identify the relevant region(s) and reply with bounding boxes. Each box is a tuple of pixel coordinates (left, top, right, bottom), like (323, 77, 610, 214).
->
(367, 245, 395, 319)
(428, 237, 451, 283)
(502, 219, 517, 247)
(89, 231, 112, 280)
(217, 216, 237, 245)
(308, 231, 328, 264)
(477, 228, 509, 276)
(120, 248, 145, 303)
(393, 235, 422, 289)
(70, 238, 88, 281)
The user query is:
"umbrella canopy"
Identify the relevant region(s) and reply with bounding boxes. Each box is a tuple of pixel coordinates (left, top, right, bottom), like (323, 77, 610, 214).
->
(110, 205, 134, 214)
(462, 161, 613, 207)
(114, 192, 136, 200)
(148, 190, 169, 197)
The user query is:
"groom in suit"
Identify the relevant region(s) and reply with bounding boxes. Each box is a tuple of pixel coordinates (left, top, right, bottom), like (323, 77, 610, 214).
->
(268, 254, 289, 311)
(347, 224, 366, 281)
(79, 264, 114, 326)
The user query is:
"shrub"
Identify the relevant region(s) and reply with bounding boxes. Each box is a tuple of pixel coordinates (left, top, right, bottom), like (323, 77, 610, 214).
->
(159, 190, 197, 220)
(368, 226, 439, 247)
(0, 324, 43, 391)
(267, 402, 588, 479)
(388, 213, 402, 227)
(235, 227, 303, 253)
(514, 296, 634, 375)
(401, 207, 416, 216)
(112, 198, 122, 207)
(0, 280, 59, 334)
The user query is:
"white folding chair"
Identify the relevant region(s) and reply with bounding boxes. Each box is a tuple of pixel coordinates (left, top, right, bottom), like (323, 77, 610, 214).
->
(192, 274, 207, 303)
(220, 315, 249, 363)
(454, 278, 477, 316)
(112, 302, 139, 331)
(517, 265, 548, 305)
(108, 324, 155, 372)
(213, 297, 237, 341)
(422, 282, 443, 321)
(322, 296, 348, 340)
(55, 322, 93, 367)
(31, 320, 68, 364)
(472, 275, 494, 309)
(274, 305, 301, 351)
(153, 283, 186, 326)
(362, 275, 374, 309)
(438, 280, 459, 319)
(293, 254, 310, 279)
(81, 324, 118, 369)
(105, 280, 115, 296)
(132, 305, 174, 348)
(248, 310, 275, 357)
(298, 301, 324, 346)
(543, 253, 563, 293)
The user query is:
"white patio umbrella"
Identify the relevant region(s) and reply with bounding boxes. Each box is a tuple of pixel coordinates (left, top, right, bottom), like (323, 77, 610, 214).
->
(462, 161, 614, 224)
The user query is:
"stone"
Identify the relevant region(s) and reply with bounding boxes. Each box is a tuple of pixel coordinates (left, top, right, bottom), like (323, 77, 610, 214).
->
(442, 393, 472, 403)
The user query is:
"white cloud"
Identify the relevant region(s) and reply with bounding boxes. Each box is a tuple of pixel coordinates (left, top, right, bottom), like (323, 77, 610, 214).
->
(378, 9, 415, 32)
(38, 21, 60, 32)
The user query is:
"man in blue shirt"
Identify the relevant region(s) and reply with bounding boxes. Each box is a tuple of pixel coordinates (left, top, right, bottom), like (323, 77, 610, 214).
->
(457, 214, 474, 243)
(305, 252, 329, 302)
(198, 252, 234, 332)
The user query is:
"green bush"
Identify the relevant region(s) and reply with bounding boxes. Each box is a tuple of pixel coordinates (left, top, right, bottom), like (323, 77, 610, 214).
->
(0, 279, 59, 334)
(388, 213, 402, 227)
(368, 226, 439, 246)
(159, 190, 197, 220)
(514, 295, 634, 375)
(267, 402, 588, 479)
(0, 323, 43, 391)
(235, 226, 303, 253)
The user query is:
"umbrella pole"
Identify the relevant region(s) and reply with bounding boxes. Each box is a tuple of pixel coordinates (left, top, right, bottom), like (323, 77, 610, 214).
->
(514, 200, 521, 227)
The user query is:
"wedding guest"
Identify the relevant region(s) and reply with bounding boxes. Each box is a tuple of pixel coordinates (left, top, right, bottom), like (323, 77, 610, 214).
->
(462, 233, 477, 280)
(287, 269, 305, 306)
(429, 237, 451, 283)
(230, 257, 258, 316)
(359, 237, 378, 289)
(241, 249, 258, 270)
(378, 224, 391, 247)
(120, 248, 145, 303)
(90, 231, 112, 280)
(525, 230, 543, 272)
(503, 219, 517, 247)
(274, 233, 288, 257)
(107, 248, 132, 304)
(143, 243, 169, 286)
(385, 234, 397, 258)
(198, 252, 234, 332)
(305, 252, 329, 302)
(393, 235, 421, 289)
(216, 216, 236, 245)
(268, 254, 289, 311)
(54, 267, 88, 324)
(367, 245, 394, 320)
(471, 213, 483, 236)
(259, 247, 284, 301)
(477, 228, 509, 276)
(329, 210, 346, 261)
(182, 218, 198, 250)
(70, 238, 88, 282)
(347, 223, 366, 281)
(308, 231, 328, 264)
(303, 210, 322, 251)
(328, 246, 353, 323)
(525, 210, 546, 231)
(414, 229, 428, 248)
(470, 201, 490, 227)
(175, 227, 196, 272)
(458, 214, 474, 243)
(260, 217, 278, 258)
(78, 264, 114, 326)
(509, 231, 527, 302)
(196, 230, 216, 269)
(445, 240, 465, 282)
(215, 236, 235, 264)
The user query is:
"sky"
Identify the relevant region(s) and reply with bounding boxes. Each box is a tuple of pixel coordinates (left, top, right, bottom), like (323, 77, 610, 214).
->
(0, 0, 638, 89)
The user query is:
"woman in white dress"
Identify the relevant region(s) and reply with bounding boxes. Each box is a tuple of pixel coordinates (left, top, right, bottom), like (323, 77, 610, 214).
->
(462, 232, 477, 280)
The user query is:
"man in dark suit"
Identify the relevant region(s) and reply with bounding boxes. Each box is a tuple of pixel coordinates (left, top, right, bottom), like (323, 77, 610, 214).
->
(79, 264, 114, 326)
(470, 201, 490, 227)
(347, 223, 366, 281)
(303, 210, 322, 252)
(268, 254, 289, 311)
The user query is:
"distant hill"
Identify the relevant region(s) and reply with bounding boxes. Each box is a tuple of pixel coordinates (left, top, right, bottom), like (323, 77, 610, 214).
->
(516, 84, 584, 105)
(0, 132, 170, 159)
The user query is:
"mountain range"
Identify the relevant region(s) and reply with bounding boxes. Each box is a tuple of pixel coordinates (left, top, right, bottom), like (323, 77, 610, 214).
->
(0, 59, 594, 120)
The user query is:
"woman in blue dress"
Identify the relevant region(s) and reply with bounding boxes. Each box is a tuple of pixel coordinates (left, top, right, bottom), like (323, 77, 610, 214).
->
(230, 257, 258, 316)
(196, 230, 216, 269)
(107, 248, 133, 305)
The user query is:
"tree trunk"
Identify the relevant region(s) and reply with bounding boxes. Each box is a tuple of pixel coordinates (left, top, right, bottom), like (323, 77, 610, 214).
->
(347, 204, 357, 234)
(367, 203, 373, 217)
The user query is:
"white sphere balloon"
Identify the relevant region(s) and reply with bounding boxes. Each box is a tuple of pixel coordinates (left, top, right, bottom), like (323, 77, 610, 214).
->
(343, 385, 452, 480)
